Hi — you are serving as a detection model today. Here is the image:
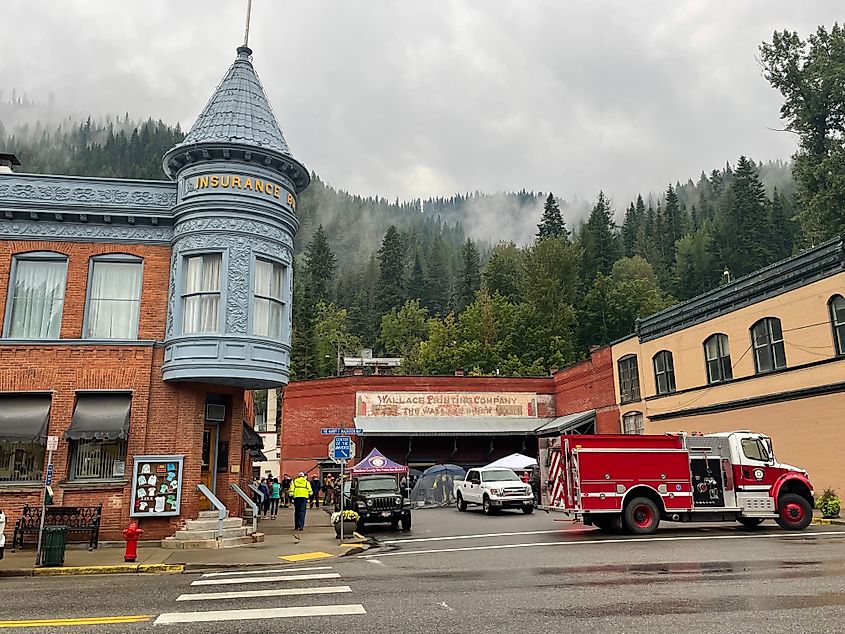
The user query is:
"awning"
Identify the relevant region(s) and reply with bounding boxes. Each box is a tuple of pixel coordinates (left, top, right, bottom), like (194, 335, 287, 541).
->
(242, 421, 264, 450)
(533, 410, 596, 436)
(0, 394, 51, 443)
(354, 416, 554, 437)
(250, 448, 269, 462)
(65, 393, 131, 441)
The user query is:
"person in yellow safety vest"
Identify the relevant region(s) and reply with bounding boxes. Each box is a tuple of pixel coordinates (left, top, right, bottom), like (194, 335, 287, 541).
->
(289, 472, 313, 531)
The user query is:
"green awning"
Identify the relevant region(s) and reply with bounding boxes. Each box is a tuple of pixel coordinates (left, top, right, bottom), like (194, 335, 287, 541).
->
(0, 394, 51, 443)
(65, 394, 131, 441)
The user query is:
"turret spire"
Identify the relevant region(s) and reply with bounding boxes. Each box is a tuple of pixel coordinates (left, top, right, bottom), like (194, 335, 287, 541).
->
(243, 0, 253, 48)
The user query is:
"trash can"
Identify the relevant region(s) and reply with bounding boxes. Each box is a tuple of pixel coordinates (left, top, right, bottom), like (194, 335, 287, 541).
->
(41, 525, 68, 567)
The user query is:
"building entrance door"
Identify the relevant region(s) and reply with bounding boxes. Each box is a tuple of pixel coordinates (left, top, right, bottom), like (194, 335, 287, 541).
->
(200, 424, 219, 511)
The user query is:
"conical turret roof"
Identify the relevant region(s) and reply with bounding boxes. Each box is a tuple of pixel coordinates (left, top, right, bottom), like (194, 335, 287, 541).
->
(182, 46, 291, 154)
(163, 46, 309, 191)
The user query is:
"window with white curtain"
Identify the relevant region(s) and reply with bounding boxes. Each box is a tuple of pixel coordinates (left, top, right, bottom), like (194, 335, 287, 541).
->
(252, 258, 285, 338)
(181, 253, 222, 334)
(6, 253, 68, 339)
(85, 257, 143, 339)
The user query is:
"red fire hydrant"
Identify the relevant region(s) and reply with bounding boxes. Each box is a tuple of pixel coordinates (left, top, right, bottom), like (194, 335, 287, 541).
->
(122, 521, 143, 562)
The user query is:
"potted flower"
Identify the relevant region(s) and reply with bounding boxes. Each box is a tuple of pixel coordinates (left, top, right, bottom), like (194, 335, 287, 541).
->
(817, 488, 841, 519)
(332, 510, 360, 539)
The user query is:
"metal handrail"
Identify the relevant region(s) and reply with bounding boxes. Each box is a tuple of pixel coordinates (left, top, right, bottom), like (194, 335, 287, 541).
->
(230, 483, 259, 535)
(196, 483, 227, 537)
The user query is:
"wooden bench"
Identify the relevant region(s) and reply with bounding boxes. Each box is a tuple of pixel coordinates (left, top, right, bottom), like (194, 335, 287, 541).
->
(12, 504, 102, 551)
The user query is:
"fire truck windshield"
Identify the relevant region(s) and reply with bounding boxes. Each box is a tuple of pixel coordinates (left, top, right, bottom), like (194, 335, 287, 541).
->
(741, 438, 771, 462)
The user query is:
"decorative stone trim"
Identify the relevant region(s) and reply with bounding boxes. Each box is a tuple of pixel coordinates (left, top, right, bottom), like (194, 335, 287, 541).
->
(0, 176, 176, 210)
(0, 220, 173, 244)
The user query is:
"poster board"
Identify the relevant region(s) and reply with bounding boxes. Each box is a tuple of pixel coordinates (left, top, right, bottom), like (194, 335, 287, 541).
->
(130, 455, 184, 518)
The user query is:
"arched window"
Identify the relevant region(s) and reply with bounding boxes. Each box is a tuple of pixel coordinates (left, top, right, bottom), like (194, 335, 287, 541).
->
(652, 350, 676, 395)
(617, 355, 640, 404)
(830, 295, 845, 356)
(622, 411, 644, 435)
(5, 251, 68, 339)
(704, 334, 732, 384)
(84, 254, 144, 339)
(750, 317, 786, 374)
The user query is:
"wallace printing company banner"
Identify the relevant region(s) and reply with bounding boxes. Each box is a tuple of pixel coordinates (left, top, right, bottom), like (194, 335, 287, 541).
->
(356, 392, 537, 418)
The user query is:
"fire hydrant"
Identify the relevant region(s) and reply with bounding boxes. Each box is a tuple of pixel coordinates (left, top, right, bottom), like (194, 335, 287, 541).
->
(122, 521, 143, 562)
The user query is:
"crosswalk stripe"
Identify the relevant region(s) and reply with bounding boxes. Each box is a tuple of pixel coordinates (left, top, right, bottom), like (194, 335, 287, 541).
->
(154, 604, 367, 624)
(201, 566, 333, 578)
(191, 572, 340, 586)
(177, 585, 352, 601)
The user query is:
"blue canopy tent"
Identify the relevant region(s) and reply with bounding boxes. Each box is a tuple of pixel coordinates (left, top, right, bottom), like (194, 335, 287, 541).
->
(350, 448, 408, 475)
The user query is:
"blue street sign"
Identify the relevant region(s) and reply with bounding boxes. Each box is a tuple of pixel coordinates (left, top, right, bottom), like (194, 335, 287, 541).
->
(332, 435, 352, 460)
(46, 464, 53, 486)
(320, 428, 365, 435)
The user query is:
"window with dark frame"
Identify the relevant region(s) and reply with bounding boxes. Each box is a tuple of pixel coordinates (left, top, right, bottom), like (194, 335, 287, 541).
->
(622, 411, 644, 435)
(751, 317, 787, 374)
(652, 350, 676, 395)
(830, 295, 845, 356)
(704, 333, 733, 384)
(617, 355, 641, 404)
(70, 439, 127, 480)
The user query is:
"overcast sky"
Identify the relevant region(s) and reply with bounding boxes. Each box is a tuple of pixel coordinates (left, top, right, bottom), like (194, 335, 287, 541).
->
(1, 1, 841, 209)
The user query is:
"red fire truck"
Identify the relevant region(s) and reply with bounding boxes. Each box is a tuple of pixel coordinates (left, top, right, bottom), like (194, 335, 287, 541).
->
(538, 431, 814, 534)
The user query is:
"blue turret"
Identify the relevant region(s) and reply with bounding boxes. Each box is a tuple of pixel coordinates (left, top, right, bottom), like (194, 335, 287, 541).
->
(161, 46, 308, 388)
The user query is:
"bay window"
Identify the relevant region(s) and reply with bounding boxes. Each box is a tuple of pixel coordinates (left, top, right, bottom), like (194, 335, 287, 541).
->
(181, 253, 222, 334)
(6, 253, 67, 339)
(85, 256, 143, 339)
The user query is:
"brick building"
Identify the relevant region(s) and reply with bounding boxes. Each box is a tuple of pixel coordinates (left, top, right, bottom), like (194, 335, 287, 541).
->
(0, 45, 308, 541)
(280, 347, 618, 476)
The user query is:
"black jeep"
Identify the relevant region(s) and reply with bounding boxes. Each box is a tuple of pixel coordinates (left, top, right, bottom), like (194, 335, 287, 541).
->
(337, 474, 411, 532)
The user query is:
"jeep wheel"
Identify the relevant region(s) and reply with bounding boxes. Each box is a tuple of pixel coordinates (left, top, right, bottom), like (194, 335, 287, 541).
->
(483, 495, 495, 516)
(456, 493, 467, 512)
(776, 493, 812, 531)
(401, 512, 412, 531)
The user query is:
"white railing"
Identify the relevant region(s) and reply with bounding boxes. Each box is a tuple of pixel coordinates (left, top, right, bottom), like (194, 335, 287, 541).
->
(230, 483, 259, 535)
(196, 483, 227, 536)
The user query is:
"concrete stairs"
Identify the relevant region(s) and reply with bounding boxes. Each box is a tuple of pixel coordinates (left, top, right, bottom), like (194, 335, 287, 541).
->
(161, 510, 265, 549)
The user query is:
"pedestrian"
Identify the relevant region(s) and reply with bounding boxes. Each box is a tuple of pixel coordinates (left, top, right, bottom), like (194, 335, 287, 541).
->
(323, 474, 335, 506)
(309, 474, 321, 509)
(281, 473, 292, 508)
(289, 471, 313, 531)
(269, 477, 282, 519)
(258, 478, 270, 518)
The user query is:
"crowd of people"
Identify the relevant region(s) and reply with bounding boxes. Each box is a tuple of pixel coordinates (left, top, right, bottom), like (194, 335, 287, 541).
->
(252, 471, 349, 529)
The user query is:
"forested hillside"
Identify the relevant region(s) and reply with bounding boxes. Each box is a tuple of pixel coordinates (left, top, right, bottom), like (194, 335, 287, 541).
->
(2, 24, 842, 379)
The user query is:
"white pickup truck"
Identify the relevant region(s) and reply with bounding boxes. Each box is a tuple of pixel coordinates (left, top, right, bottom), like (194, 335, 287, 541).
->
(454, 467, 535, 515)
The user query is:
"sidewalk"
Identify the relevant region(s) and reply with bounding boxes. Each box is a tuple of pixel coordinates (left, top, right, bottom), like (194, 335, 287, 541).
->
(0, 507, 369, 577)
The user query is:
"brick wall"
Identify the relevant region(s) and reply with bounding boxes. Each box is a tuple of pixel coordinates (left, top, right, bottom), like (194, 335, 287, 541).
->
(553, 347, 619, 433)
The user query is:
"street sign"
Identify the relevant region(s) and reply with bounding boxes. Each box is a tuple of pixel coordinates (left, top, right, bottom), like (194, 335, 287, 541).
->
(45, 463, 54, 486)
(47, 436, 58, 452)
(328, 437, 356, 461)
(320, 428, 364, 435)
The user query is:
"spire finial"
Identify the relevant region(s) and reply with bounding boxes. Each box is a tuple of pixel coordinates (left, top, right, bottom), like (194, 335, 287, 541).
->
(243, 0, 253, 48)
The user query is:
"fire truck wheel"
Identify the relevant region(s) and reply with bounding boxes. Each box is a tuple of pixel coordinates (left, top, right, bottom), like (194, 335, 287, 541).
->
(623, 497, 660, 535)
(456, 493, 467, 512)
(775, 493, 812, 531)
(737, 517, 764, 528)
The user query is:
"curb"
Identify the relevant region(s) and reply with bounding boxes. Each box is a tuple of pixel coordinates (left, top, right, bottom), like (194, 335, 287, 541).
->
(812, 517, 845, 526)
(0, 563, 184, 578)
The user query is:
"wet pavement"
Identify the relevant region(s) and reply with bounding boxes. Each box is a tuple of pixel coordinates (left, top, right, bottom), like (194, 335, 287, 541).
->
(1, 508, 844, 632)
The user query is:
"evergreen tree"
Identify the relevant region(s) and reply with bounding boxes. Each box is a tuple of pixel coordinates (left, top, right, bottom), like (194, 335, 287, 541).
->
(376, 225, 406, 314)
(717, 156, 772, 278)
(483, 241, 525, 304)
(536, 192, 567, 240)
(424, 233, 450, 316)
(661, 184, 684, 266)
(581, 191, 620, 281)
(303, 224, 336, 303)
(768, 188, 796, 260)
(347, 255, 379, 347)
(407, 249, 428, 303)
(457, 238, 481, 310)
(673, 221, 718, 300)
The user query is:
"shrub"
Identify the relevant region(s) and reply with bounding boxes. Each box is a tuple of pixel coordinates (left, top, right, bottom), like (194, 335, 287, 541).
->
(816, 487, 841, 518)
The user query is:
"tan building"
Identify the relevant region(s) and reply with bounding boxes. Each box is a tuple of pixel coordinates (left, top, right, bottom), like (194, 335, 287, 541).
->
(611, 237, 845, 496)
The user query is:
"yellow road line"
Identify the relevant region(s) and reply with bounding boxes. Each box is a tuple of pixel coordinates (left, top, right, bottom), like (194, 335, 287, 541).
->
(0, 615, 152, 628)
(278, 551, 334, 562)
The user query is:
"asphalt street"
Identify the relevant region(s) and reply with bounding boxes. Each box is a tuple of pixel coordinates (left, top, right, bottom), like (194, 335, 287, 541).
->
(1, 507, 844, 632)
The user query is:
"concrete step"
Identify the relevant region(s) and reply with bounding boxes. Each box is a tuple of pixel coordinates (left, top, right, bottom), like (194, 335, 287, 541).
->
(174, 527, 248, 540)
(160, 532, 264, 550)
(197, 509, 229, 519)
(183, 517, 244, 531)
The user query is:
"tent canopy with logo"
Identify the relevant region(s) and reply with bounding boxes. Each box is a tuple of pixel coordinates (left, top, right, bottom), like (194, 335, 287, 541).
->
(350, 448, 408, 475)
